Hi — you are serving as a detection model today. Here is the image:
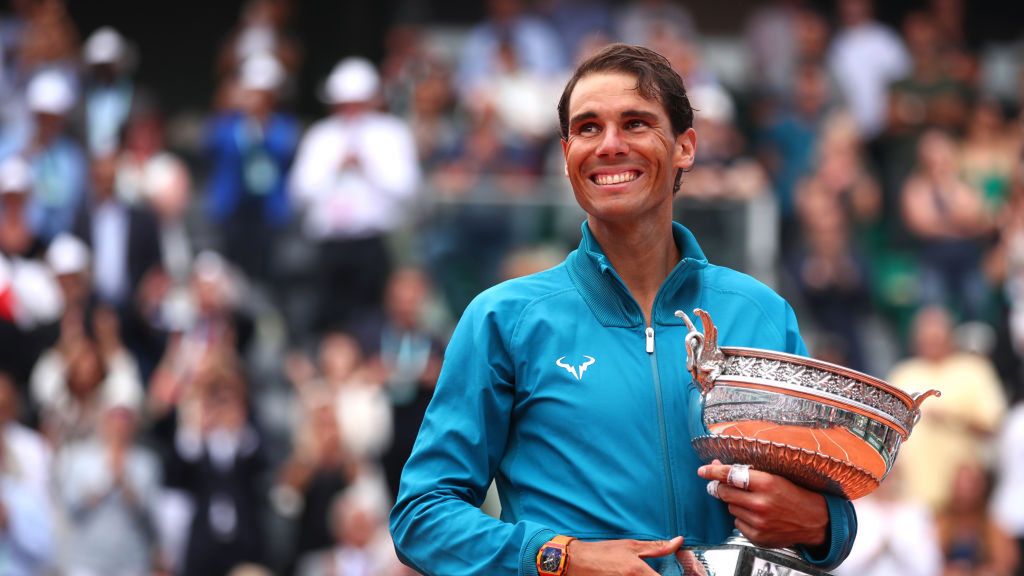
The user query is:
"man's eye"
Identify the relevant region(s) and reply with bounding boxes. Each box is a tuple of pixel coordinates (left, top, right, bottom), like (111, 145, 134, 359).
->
(626, 119, 648, 129)
(578, 123, 599, 134)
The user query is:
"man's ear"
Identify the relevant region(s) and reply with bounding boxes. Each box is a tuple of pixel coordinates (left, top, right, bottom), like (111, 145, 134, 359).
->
(674, 128, 697, 171)
(561, 138, 570, 177)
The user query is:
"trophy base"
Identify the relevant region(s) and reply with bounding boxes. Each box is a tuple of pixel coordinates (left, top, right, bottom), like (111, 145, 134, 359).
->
(679, 534, 831, 576)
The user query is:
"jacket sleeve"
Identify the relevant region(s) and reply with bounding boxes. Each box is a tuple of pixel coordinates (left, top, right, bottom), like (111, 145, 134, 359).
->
(783, 302, 859, 569)
(389, 297, 553, 576)
(798, 494, 858, 570)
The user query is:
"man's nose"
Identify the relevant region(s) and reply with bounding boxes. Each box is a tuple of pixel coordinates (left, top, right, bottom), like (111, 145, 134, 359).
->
(596, 126, 628, 156)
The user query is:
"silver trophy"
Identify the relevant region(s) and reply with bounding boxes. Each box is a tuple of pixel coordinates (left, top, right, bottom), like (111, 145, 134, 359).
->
(675, 309, 940, 576)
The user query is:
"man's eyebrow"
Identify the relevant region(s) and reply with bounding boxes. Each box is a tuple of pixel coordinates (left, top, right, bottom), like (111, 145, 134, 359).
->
(621, 109, 659, 121)
(569, 109, 660, 126)
(569, 111, 598, 126)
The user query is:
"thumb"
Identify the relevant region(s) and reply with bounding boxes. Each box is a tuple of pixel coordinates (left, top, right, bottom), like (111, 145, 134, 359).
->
(638, 536, 685, 558)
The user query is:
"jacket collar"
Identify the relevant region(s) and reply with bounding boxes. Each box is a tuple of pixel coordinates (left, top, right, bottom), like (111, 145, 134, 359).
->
(566, 220, 708, 328)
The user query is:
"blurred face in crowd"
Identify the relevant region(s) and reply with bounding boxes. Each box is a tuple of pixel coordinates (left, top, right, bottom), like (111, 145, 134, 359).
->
(102, 405, 137, 446)
(561, 71, 695, 228)
(0, 189, 29, 216)
(334, 498, 380, 549)
(91, 154, 119, 201)
(67, 340, 106, 399)
(123, 113, 164, 158)
(912, 306, 955, 362)
(917, 130, 958, 177)
(240, 87, 276, 119)
(838, 0, 873, 27)
(0, 373, 19, 424)
(33, 112, 65, 145)
(319, 332, 362, 382)
(386, 268, 430, 330)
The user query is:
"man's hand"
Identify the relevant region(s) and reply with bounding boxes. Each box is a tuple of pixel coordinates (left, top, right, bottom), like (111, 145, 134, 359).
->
(699, 460, 828, 549)
(566, 536, 684, 576)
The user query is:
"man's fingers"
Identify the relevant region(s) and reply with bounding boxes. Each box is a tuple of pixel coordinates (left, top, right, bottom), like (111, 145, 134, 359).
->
(636, 535, 684, 558)
(698, 462, 763, 491)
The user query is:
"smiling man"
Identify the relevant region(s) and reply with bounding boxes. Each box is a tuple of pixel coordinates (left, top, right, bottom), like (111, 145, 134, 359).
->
(390, 44, 856, 576)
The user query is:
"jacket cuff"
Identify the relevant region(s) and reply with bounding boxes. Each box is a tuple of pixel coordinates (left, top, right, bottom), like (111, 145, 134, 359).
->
(797, 493, 857, 570)
(521, 528, 558, 576)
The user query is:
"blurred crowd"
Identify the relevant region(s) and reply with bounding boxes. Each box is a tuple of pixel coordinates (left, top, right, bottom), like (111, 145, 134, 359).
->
(0, 0, 1023, 574)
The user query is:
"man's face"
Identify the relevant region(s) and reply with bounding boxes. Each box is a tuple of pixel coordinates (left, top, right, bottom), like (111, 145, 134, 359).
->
(561, 71, 695, 226)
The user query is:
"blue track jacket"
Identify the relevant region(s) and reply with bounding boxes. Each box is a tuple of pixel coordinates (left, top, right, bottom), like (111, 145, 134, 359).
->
(391, 222, 857, 575)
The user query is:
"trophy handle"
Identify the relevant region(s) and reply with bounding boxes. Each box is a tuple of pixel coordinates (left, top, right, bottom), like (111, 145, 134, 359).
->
(909, 389, 942, 427)
(676, 308, 726, 395)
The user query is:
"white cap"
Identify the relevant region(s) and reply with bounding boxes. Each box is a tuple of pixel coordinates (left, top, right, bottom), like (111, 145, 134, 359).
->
(323, 57, 379, 104)
(689, 84, 735, 124)
(239, 52, 285, 92)
(26, 70, 76, 115)
(46, 233, 91, 276)
(0, 156, 33, 195)
(83, 26, 126, 66)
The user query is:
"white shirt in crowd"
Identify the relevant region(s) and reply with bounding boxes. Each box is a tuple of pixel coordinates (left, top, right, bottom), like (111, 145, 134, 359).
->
(992, 402, 1024, 537)
(828, 21, 911, 139)
(289, 112, 420, 241)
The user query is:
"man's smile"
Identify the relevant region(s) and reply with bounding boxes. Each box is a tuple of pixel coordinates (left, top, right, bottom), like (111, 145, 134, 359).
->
(590, 170, 641, 186)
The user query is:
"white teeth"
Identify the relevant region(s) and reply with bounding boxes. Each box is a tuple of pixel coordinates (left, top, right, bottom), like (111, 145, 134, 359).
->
(594, 171, 638, 185)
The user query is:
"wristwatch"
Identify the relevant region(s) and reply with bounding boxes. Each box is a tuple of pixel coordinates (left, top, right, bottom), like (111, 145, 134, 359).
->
(536, 535, 576, 576)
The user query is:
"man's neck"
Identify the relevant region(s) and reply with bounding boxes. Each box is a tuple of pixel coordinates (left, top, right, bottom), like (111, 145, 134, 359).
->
(589, 218, 680, 325)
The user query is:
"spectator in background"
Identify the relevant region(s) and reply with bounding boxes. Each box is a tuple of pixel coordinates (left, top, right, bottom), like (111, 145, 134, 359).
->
(789, 183, 872, 372)
(171, 353, 268, 576)
(295, 486, 405, 576)
(14, 0, 78, 79)
(454, 0, 566, 102)
(936, 463, 1018, 576)
(744, 0, 805, 102)
(0, 160, 65, 385)
(143, 154, 194, 287)
(30, 309, 144, 448)
(901, 130, 993, 320)
(423, 102, 534, 315)
(287, 331, 392, 464)
(72, 152, 162, 310)
(879, 9, 973, 204)
(992, 401, 1024, 575)
(274, 382, 358, 571)
(682, 83, 769, 201)
(0, 421, 55, 576)
(215, 0, 302, 97)
(0, 372, 52, 493)
(961, 99, 1019, 214)
(205, 52, 298, 285)
(147, 251, 255, 426)
(888, 306, 1007, 512)
(615, 0, 697, 48)
(72, 151, 165, 373)
(114, 104, 179, 205)
(21, 69, 88, 242)
(57, 397, 162, 576)
(373, 268, 445, 499)
(833, 465, 943, 576)
(757, 62, 833, 244)
(795, 113, 883, 250)
(0, 155, 45, 259)
(289, 57, 420, 334)
(827, 0, 911, 140)
(80, 27, 137, 156)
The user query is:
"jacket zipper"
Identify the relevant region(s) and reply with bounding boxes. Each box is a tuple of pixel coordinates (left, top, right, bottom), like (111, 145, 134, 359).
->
(647, 325, 679, 536)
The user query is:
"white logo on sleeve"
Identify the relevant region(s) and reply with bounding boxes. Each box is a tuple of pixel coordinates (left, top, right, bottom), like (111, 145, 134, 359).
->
(555, 356, 596, 381)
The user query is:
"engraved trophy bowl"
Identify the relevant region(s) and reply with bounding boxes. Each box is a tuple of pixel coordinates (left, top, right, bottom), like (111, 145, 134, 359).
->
(676, 308, 940, 500)
(673, 308, 941, 575)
